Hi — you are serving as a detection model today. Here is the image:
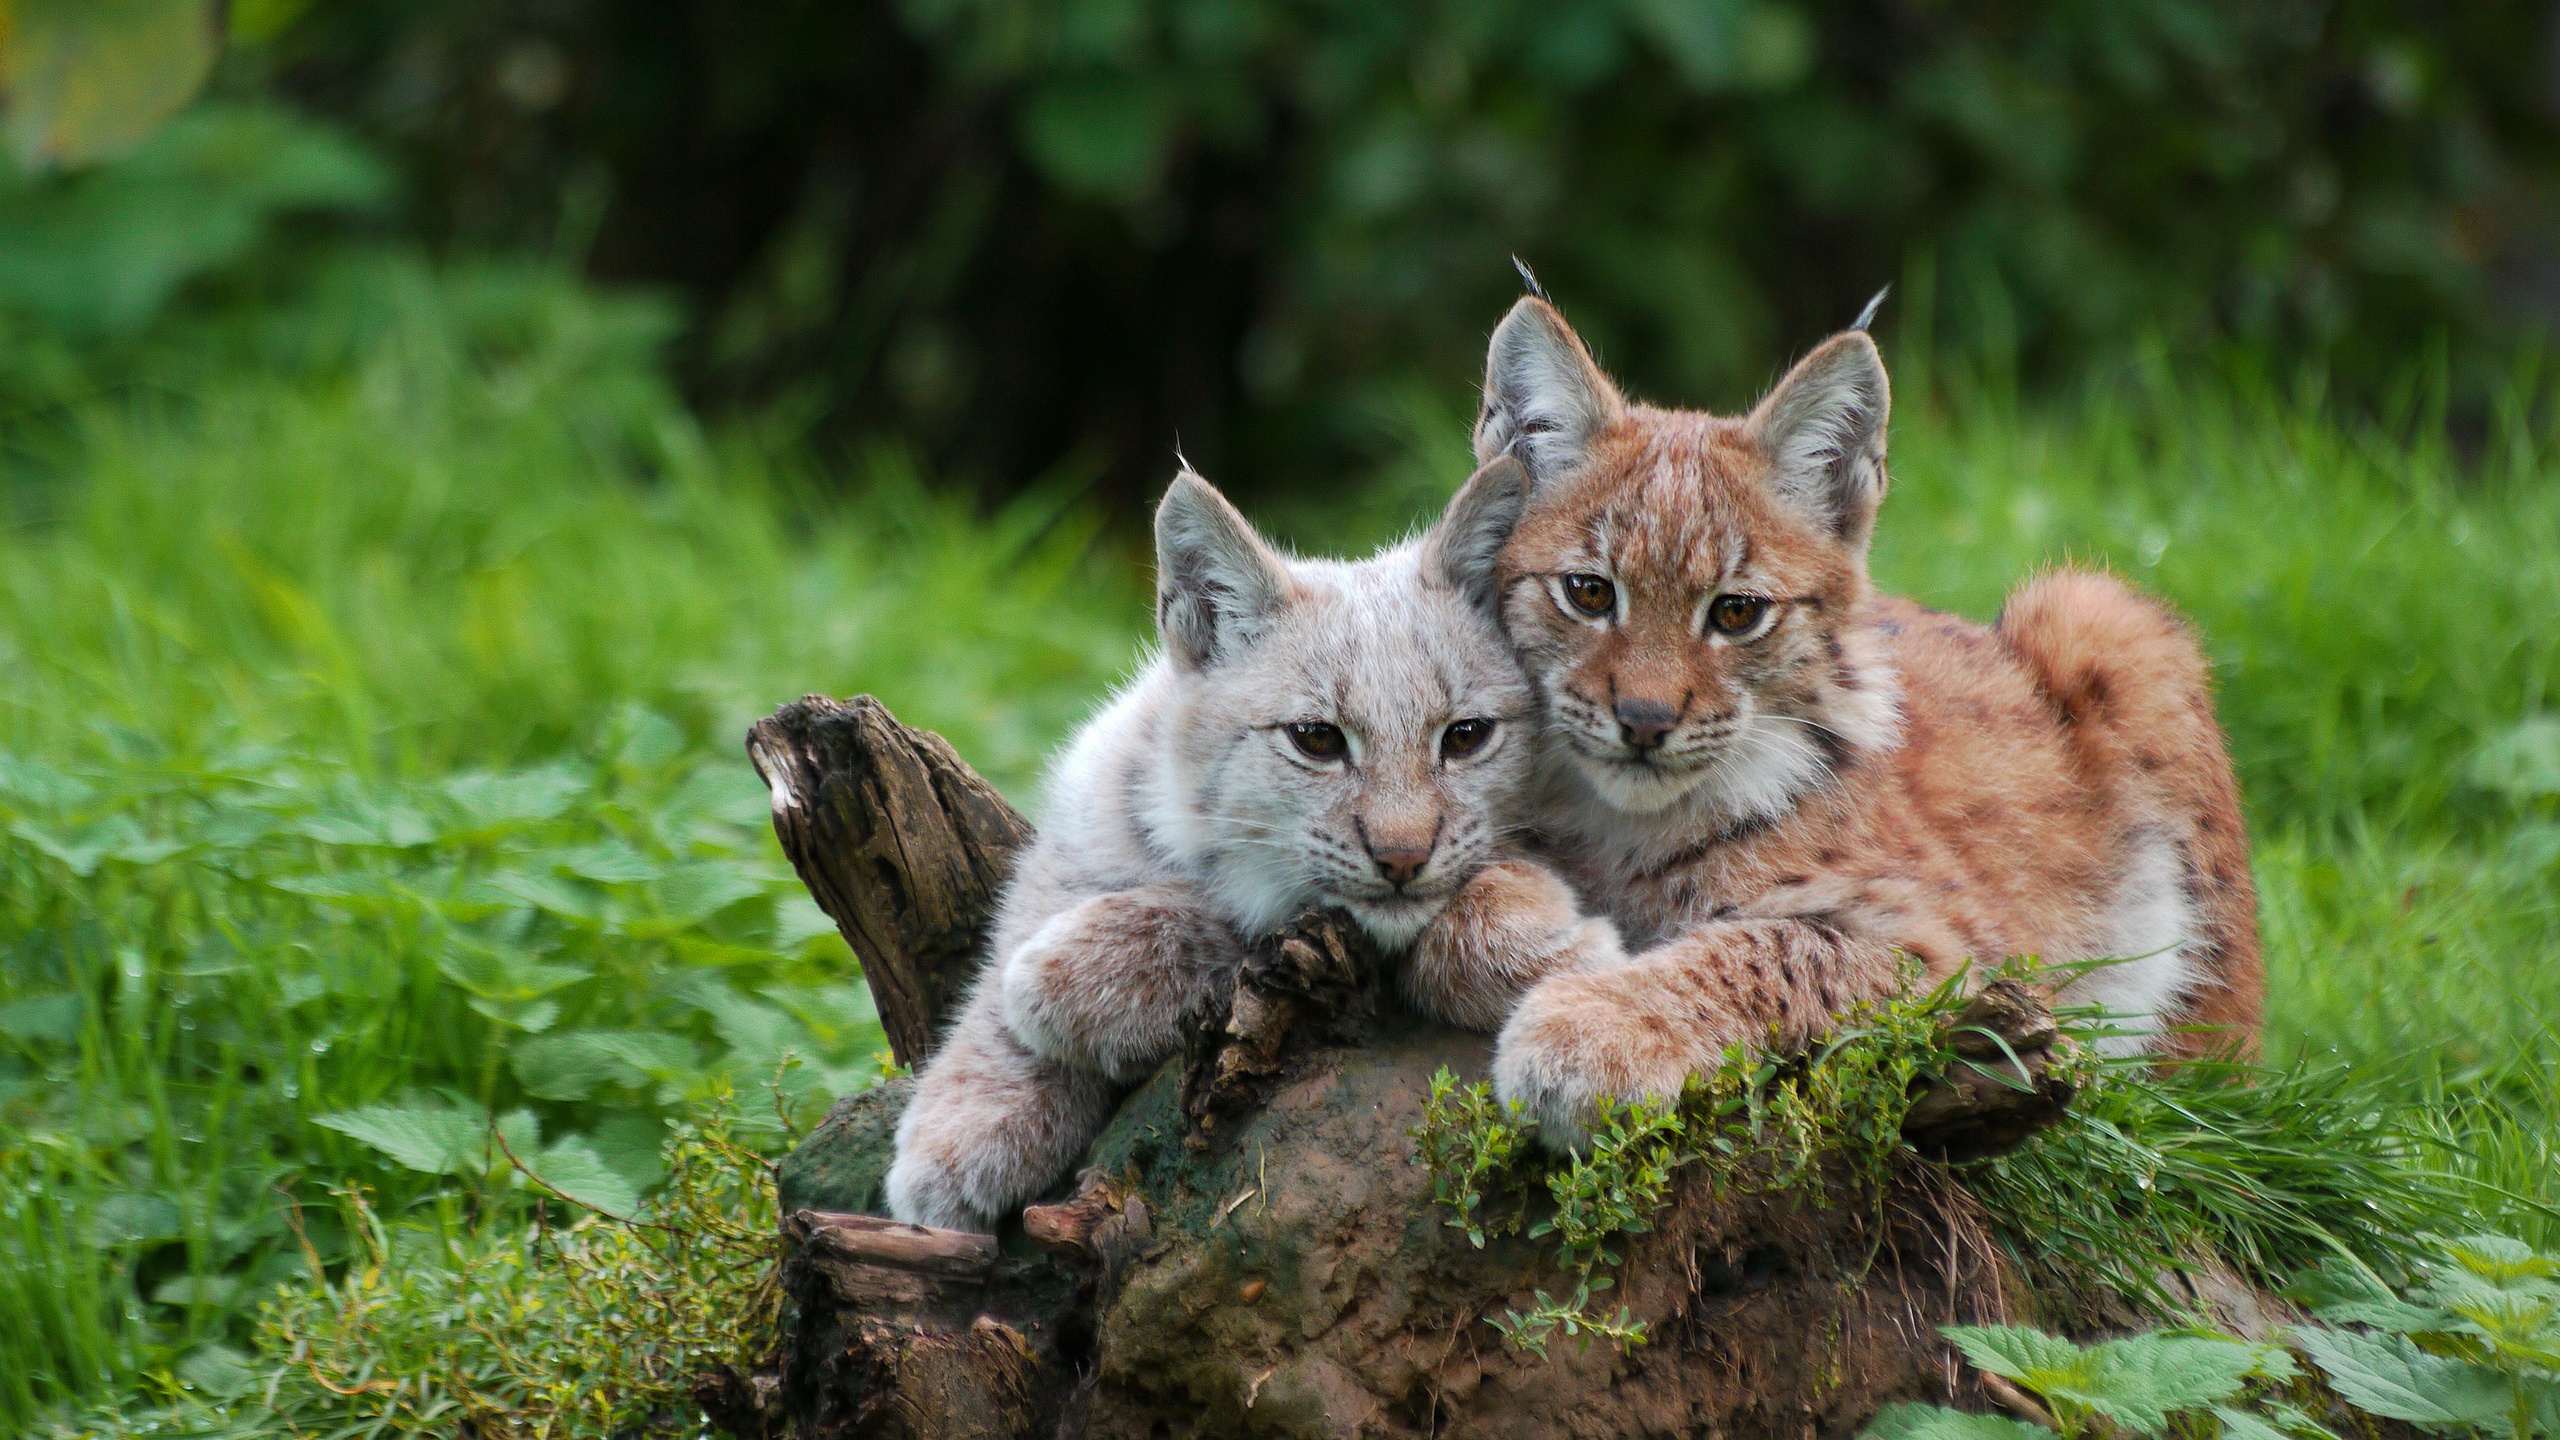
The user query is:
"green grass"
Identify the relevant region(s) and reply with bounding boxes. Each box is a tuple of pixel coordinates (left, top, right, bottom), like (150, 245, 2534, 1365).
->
(3, 254, 2557, 1432)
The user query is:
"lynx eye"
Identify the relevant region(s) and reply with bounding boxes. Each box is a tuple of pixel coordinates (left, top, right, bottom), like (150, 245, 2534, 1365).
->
(1285, 722, 1349, 761)
(1709, 594, 1771, 636)
(1560, 573, 1616, 618)
(1439, 718, 1496, 760)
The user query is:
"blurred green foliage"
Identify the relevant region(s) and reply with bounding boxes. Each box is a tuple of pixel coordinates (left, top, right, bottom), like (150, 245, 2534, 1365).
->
(253, 0, 2560, 503)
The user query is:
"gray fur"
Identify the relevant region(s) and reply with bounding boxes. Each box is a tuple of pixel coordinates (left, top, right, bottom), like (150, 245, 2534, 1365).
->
(888, 469, 1617, 1233)
(1472, 297, 1625, 492)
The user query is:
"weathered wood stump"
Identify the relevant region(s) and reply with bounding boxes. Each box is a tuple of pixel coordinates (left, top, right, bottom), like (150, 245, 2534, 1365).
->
(745, 695, 2084, 1440)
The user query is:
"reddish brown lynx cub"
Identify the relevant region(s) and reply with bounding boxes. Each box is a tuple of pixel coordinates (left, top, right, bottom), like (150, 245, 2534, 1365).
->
(1474, 297, 2262, 1145)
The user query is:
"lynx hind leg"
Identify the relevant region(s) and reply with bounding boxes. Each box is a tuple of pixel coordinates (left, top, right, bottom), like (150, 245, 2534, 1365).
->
(1999, 570, 2261, 1054)
(886, 987, 1119, 1233)
(1401, 858, 1627, 1032)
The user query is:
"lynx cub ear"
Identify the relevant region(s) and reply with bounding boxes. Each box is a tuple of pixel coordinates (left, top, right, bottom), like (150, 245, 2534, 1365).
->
(1743, 331, 1891, 551)
(1420, 455, 1530, 612)
(1474, 297, 1624, 490)
(1154, 471, 1297, 669)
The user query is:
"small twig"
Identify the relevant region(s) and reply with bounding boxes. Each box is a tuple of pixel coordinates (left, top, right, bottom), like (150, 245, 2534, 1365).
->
(1245, 1366, 1278, 1409)
(1979, 1372, 2059, 1430)
(488, 1116, 647, 1226)
(1214, 1188, 1258, 1225)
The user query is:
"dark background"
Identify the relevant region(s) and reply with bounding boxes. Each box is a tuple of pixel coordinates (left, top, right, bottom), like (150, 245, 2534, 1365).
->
(180, 1, 2560, 505)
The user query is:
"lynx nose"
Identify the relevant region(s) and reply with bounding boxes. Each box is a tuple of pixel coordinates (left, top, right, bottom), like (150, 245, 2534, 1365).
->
(1614, 697, 1679, 751)
(1360, 816, 1439, 888)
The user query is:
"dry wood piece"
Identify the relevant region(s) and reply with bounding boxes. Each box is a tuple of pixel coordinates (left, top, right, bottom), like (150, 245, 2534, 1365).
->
(747, 695, 1032, 1066)
(1899, 978, 2077, 1161)
(785, 1210, 1000, 1321)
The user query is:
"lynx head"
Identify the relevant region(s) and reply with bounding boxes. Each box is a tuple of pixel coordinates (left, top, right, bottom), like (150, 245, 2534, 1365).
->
(1473, 296, 1901, 825)
(1151, 460, 1534, 948)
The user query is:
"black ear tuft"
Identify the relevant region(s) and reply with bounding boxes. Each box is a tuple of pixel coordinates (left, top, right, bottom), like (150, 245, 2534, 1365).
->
(1512, 255, 1548, 301)
(1851, 286, 1890, 333)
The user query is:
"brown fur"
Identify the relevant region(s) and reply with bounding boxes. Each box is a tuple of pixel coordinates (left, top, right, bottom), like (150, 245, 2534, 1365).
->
(1477, 300, 2260, 1138)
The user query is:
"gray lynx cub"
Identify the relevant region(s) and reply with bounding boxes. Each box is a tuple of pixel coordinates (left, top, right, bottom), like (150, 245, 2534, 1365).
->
(887, 463, 1624, 1233)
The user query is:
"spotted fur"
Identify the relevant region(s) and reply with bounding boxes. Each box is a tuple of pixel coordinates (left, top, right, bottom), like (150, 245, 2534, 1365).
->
(1472, 297, 2263, 1147)
(887, 462, 1624, 1231)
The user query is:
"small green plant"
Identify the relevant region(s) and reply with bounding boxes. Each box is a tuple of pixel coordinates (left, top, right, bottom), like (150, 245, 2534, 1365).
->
(1414, 973, 1970, 1357)
(1413, 1070, 1534, 1251)
(1865, 1323, 2316, 1440)
(60, 1084, 786, 1439)
(1964, 1055, 2469, 1309)
(2293, 1233, 2560, 1439)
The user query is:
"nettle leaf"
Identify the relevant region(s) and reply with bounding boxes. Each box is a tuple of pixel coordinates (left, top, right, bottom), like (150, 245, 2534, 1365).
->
(2211, 1405, 2300, 1440)
(604, 704, 688, 770)
(10, 815, 182, 874)
(436, 943, 592, 1001)
(0, 751, 96, 809)
(2293, 1326, 2512, 1432)
(2316, 1294, 2460, 1335)
(0, 989, 85, 1043)
(552, 839, 661, 885)
(1859, 1402, 2053, 1440)
(2085, 1334, 2261, 1430)
(290, 800, 436, 848)
(512, 1030, 700, 1101)
(525, 1136, 641, 1217)
(775, 894, 845, 949)
(2466, 717, 2560, 800)
(645, 862, 768, 926)
(2437, 1234, 2560, 1288)
(467, 995, 561, 1033)
(477, 869, 614, 925)
(314, 1102, 539, 1176)
(1942, 1324, 2096, 1389)
(442, 765, 587, 828)
(86, 1190, 184, 1247)
(174, 1343, 257, 1401)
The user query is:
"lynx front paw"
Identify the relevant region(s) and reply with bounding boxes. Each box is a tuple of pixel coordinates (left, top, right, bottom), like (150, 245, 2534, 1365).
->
(1492, 969, 1729, 1152)
(884, 1150, 997, 1234)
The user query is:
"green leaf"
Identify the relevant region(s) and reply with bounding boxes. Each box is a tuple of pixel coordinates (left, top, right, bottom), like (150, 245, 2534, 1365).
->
(525, 1136, 642, 1218)
(552, 839, 661, 884)
(2211, 1405, 2299, 1440)
(2083, 1334, 2260, 1430)
(1018, 72, 1172, 200)
(0, 0, 222, 170)
(0, 102, 387, 330)
(173, 1342, 258, 1400)
(314, 1101, 538, 1176)
(512, 1030, 700, 1101)
(477, 868, 614, 924)
(0, 989, 83, 1042)
(0, 751, 94, 808)
(1860, 1402, 2053, 1440)
(152, 1273, 240, 1309)
(1942, 1324, 2094, 1387)
(2466, 718, 2560, 800)
(2292, 1326, 2512, 1432)
(645, 861, 767, 925)
(436, 942, 591, 1001)
(443, 764, 587, 828)
(86, 1190, 184, 1247)
(2438, 1234, 2560, 1287)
